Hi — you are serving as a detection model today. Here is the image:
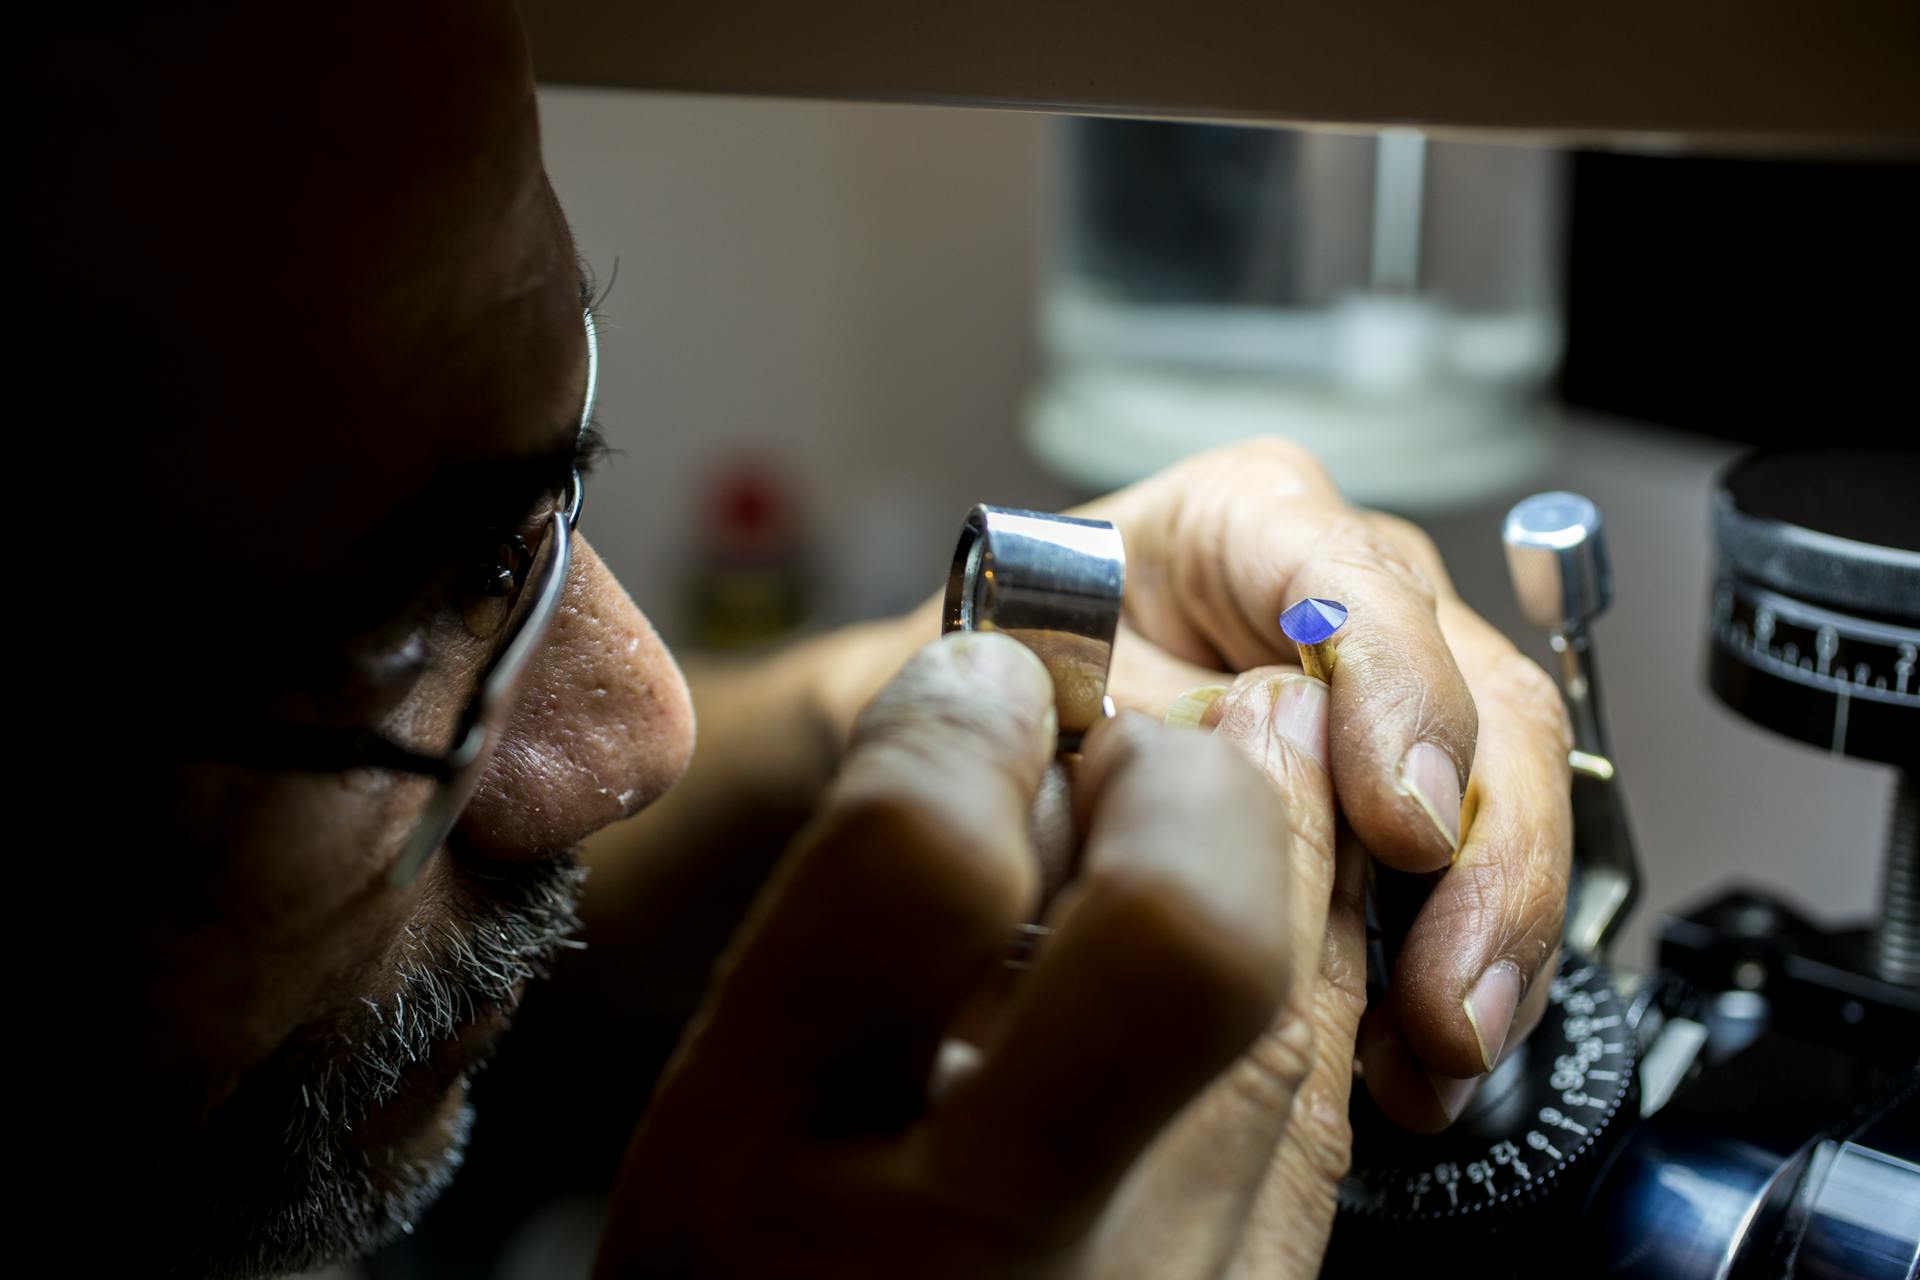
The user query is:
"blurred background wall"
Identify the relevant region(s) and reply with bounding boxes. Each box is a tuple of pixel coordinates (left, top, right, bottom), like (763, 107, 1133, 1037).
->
(542, 90, 1069, 635)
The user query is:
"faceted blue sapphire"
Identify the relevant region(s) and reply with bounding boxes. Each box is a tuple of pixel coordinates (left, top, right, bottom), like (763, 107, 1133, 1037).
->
(1279, 597, 1349, 645)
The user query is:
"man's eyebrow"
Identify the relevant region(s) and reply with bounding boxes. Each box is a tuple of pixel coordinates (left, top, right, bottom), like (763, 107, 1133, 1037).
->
(411, 422, 599, 544)
(422, 426, 595, 530)
(371, 266, 604, 592)
(345, 423, 603, 626)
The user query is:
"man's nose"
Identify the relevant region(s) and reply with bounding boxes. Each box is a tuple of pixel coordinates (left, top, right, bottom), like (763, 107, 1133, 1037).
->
(456, 535, 695, 862)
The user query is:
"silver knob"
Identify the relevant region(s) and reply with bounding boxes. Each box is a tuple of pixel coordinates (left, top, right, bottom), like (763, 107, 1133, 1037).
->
(1503, 491, 1613, 636)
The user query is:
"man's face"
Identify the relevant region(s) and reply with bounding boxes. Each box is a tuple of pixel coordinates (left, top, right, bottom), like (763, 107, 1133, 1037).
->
(28, 6, 694, 1274)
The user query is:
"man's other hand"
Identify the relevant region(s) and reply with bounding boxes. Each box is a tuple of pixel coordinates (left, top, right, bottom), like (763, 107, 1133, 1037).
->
(595, 631, 1351, 1278)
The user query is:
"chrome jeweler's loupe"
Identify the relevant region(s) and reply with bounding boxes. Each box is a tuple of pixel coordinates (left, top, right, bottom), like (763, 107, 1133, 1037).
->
(944, 505, 1126, 752)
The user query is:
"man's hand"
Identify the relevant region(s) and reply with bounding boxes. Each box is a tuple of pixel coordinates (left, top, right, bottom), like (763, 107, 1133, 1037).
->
(1081, 439, 1574, 1130)
(595, 632, 1351, 1278)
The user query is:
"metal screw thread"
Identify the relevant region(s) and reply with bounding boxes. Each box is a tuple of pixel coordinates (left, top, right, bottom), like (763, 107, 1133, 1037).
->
(1873, 770, 1920, 987)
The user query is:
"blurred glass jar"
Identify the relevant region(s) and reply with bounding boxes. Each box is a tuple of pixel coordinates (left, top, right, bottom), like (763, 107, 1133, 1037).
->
(1027, 120, 1565, 512)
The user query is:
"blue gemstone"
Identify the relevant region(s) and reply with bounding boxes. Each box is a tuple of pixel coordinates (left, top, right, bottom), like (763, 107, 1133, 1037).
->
(1279, 597, 1349, 645)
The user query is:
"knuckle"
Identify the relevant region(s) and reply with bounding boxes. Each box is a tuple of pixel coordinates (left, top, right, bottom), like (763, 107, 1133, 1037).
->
(1287, 1080, 1357, 1189)
(1428, 856, 1508, 941)
(1518, 838, 1572, 941)
(1365, 512, 1451, 590)
(1223, 1010, 1318, 1114)
(1430, 834, 1568, 972)
(1313, 512, 1439, 607)
(1294, 1105, 1356, 1188)
(1479, 650, 1574, 757)
(1244, 436, 1336, 492)
(1198, 435, 1336, 495)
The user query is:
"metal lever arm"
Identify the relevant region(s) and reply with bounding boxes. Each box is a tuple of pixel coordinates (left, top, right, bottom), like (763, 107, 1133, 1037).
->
(1503, 492, 1643, 957)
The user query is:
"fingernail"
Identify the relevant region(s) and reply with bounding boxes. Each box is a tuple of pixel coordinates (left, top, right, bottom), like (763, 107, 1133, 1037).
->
(1427, 1071, 1480, 1124)
(1398, 741, 1462, 854)
(1164, 684, 1230, 730)
(1463, 963, 1523, 1072)
(1270, 676, 1330, 770)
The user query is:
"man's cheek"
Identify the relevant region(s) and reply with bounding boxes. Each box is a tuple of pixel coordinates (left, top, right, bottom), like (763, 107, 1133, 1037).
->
(148, 770, 433, 1105)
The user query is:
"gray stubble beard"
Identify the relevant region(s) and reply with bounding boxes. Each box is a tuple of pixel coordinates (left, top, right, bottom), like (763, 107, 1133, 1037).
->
(159, 855, 588, 1279)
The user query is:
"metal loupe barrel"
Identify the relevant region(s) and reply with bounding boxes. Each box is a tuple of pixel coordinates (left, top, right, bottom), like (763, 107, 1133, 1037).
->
(944, 505, 1125, 752)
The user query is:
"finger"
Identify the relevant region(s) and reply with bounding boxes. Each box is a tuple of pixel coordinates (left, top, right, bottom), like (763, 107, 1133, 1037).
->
(1080, 670, 1337, 1276)
(1204, 670, 1333, 984)
(1358, 951, 1558, 1132)
(1225, 827, 1369, 1280)
(1389, 599, 1572, 1080)
(1356, 1000, 1458, 1134)
(932, 713, 1296, 1229)
(943, 758, 1080, 1052)
(653, 630, 1059, 1134)
(1276, 513, 1479, 875)
(954, 646, 1259, 1056)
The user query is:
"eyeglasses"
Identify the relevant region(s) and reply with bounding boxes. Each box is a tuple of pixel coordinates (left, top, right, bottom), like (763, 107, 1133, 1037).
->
(212, 308, 600, 887)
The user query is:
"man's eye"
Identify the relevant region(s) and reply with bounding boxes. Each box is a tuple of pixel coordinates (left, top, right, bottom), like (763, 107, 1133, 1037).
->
(460, 531, 533, 641)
